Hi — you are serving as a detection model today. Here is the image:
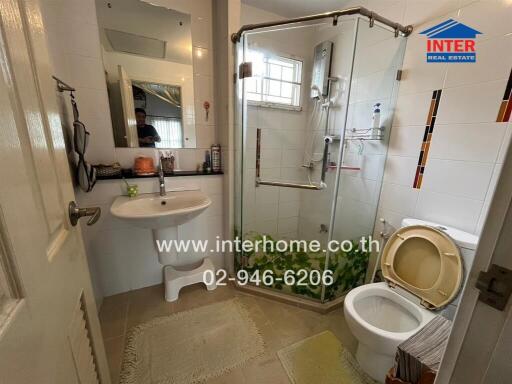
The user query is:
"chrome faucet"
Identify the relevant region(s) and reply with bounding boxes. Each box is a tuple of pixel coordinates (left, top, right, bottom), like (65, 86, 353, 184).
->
(158, 156, 166, 196)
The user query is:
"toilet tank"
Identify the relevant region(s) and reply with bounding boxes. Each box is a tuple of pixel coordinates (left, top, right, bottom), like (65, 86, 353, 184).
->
(401, 218, 478, 250)
(401, 218, 479, 319)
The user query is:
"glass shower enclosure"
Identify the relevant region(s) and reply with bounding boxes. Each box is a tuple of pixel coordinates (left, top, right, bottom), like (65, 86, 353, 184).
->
(234, 12, 408, 305)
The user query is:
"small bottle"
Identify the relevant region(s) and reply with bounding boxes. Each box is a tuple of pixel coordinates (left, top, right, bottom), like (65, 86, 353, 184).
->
(169, 153, 175, 173)
(204, 150, 211, 173)
(211, 144, 221, 173)
(372, 103, 381, 129)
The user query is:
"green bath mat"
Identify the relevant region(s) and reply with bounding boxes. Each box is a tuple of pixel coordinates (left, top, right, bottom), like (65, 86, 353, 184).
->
(277, 331, 376, 384)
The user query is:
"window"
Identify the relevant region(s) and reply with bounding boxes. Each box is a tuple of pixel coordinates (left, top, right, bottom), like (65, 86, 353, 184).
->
(246, 50, 303, 110)
(146, 116, 183, 148)
(132, 81, 184, 148)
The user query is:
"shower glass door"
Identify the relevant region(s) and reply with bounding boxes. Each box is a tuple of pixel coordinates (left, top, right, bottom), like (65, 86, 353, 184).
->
(235, 18, 358, 302)
(234, 17, 406, 303)
(329, 20, 407, 301)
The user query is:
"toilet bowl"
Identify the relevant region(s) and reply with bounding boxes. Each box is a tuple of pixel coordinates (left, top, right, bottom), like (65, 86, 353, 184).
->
(344, 282, 436, 381)
(343, 219, 476, 383)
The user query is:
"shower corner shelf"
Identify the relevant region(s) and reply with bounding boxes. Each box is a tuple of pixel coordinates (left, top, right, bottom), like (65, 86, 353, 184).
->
(331, 127, 385, 142)
(346, 129, 384, 141)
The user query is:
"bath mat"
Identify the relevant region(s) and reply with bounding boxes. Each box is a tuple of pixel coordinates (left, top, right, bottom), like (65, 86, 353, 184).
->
(277, 331, 376, 384)
(119, 298, 264, 384)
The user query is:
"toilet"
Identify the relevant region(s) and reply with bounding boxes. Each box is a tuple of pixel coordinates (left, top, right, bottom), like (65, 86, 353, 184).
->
(344, 218, 478, 382)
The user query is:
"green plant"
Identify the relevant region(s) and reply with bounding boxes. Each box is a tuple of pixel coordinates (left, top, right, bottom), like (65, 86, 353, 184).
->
(235, 231, 371, 302)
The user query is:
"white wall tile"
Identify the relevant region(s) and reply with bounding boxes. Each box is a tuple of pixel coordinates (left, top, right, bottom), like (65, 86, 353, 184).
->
(444, 36, 512, 88)
(388, 125, 426, 157)
(421, 159, 493, 200)
(281, 149, 303, 168)
(354, 69, 396, 103)
(414, 190, 483, 233)
(383, 155, 418, 186)
(399, 46, 447, 95)
(403, 0, 460, 27)
(66, 55, 106, 90)
(378, 182, 419, 216)
(338, 174, 379, 205)
(278, 201, 300, 218)
(191, 15, 212, 49)
(436, 80, 507, 124)
(193, 47, 212, 76)
(393, 91, 433, 126)
(457, 0, 512, 39)
(429, 122, 506, 162)
(278, 217, 299, 235)
(254, 219, 278, 237)
(260, 149, 282, 169)
(255, 201, 279, 221)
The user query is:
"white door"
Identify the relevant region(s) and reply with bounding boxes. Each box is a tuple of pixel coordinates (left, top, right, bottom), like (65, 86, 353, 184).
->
(0, 1, 110, 383)
(436, 134, 512, 382)
(119, 65, 138, 148)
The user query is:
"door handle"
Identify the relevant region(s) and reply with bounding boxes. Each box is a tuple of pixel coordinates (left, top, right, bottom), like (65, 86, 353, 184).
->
(68, 201, 101, 226)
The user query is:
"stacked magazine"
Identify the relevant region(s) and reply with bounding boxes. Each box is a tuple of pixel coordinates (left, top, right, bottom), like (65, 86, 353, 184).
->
(394, 316, 452, 383)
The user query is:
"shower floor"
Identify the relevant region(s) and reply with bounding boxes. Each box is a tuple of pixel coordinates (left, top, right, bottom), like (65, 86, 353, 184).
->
(236, 231, 371, 302)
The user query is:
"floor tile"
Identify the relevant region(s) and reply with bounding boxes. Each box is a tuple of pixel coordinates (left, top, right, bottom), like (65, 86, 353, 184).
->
(104, 336, 125, 384)
(99, 283, 357, 384)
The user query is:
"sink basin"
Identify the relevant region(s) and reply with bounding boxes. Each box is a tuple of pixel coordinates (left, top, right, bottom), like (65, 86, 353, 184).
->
(110, 191, 211, 228)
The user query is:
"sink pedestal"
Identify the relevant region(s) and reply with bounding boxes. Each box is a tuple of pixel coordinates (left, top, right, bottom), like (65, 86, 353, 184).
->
(164, 258, 217, 302)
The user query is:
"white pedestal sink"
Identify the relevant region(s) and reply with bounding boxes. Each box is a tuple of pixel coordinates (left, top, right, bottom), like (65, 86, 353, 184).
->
(110, 190, 216, 302)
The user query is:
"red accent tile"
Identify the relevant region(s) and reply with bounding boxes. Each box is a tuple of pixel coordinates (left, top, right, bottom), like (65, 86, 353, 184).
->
(504, 97, 512, 122)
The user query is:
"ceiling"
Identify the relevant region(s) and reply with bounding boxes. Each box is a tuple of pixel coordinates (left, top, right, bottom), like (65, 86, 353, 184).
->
(242, 0, 350, 18)
(95, 0, 192, 65)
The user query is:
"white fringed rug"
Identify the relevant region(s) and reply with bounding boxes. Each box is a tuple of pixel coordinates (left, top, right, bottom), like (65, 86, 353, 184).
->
(278, 331, 376, 384)
(119, 298, 264, 384)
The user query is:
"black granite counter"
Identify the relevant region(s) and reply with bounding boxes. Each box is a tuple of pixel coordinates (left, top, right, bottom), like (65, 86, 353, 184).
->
(96, 169, 223, 180)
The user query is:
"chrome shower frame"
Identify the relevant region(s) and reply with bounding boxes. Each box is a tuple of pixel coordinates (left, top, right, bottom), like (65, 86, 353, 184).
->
(233, 8, 411, 308)
(231, 6, 413, 43)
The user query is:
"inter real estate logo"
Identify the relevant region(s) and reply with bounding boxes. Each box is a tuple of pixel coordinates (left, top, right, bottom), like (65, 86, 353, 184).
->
(420, 19, 482, 63)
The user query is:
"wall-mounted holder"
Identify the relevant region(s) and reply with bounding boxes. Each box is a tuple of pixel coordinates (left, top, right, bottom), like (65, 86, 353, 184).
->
(52, 75, 75, 93)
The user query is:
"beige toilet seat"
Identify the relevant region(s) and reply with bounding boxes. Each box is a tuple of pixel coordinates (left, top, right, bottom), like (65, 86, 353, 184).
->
(381, 225, 463, 310)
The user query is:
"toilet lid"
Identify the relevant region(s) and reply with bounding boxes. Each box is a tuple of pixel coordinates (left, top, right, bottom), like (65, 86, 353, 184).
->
(381, 225, 463, 309)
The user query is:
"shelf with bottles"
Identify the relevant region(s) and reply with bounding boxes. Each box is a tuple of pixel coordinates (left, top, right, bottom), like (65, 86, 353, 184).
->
(329, 127, 384, 142)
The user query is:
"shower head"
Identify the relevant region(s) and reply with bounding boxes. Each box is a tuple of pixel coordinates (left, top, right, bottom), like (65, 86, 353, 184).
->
(311, 84, 320, 96)
(311, 84, 325, 101)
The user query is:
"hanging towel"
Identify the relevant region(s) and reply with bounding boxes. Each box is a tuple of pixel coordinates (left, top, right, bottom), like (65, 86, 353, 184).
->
(71, 94, 96, 192)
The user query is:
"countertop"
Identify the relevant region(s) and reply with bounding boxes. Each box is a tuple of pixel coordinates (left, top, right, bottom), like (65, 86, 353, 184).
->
(96, 169, 223, 180)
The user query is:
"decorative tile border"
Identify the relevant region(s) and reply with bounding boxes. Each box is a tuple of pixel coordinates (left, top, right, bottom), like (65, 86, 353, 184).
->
(496, 68, 512, 123)
(413, 89, 443, 189)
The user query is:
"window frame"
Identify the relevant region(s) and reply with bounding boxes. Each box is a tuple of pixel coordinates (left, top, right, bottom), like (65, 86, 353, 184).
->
(246, 52, 304, 112)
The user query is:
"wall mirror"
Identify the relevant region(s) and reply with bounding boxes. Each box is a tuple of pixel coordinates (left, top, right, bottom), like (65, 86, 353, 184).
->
(96, 0, 196, 148)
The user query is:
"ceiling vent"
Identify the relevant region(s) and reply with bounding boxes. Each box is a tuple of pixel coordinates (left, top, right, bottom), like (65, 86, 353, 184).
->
(105, 29, 166, 59)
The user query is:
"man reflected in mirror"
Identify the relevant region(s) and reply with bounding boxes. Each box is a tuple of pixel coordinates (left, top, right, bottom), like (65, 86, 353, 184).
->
(135, 108, 161, 148)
